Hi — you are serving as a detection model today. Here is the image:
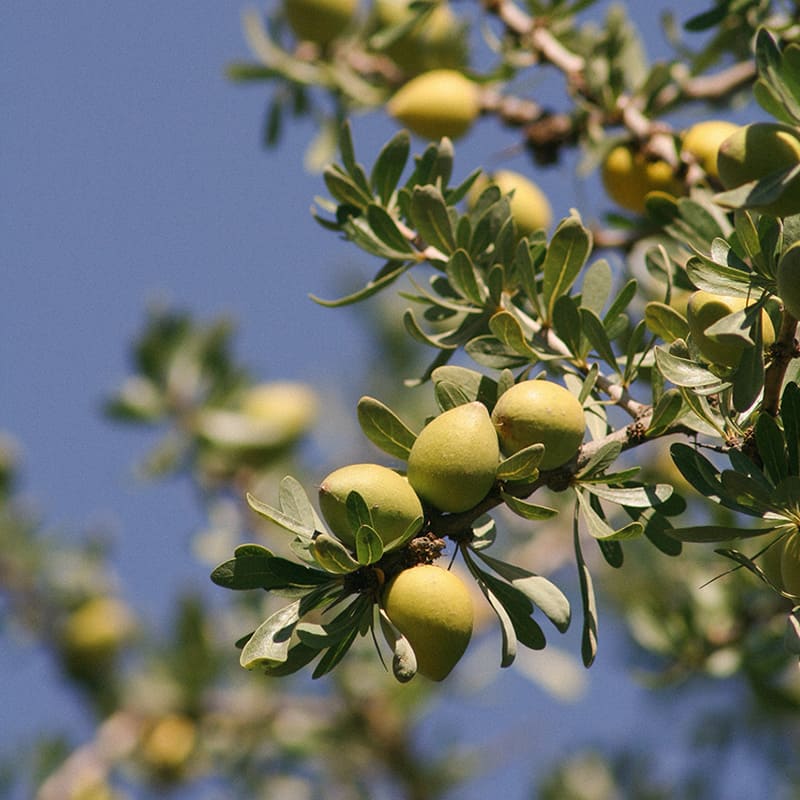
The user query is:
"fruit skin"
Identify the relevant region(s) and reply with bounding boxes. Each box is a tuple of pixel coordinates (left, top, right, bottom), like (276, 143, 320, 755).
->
(387, 69, 480, 141)
(407, 402, 499, 513)
(601, 144, 683, 214)
(717, 122, 800, 217)
(777, 240, 800, 320)
(318, 463, 423, 548)
(686, 290, 775, 369)
(383, 564, 473, 681)
(468, 169, 552, 236)
(373, 0, 464, 75)
(681, 120, 739, 180)
(285, 0, 357, 45)
(491, 380, 584, 470)
(780, 532, 800, 597)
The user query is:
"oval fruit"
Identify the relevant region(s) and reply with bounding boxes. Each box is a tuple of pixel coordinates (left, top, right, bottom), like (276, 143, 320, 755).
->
(373, 0, 464, 75)
(468, 169, 552, 236)
(387, 69, 480, 141)
(601, 144, 683, 214)
(491, 380, 584, 470)
(777, 240, 800, 320)
(285, 0, 357, 46)
(780, 532, 800, 597)
(681, 120, 739, 180)
(407, 402, 499, 513)
(140, 713, 197, 776)
(717, 122, 800, 217)
(383, 564, 473, 681)
(686, 290, 775, 369)
(318, 463, 423, 548)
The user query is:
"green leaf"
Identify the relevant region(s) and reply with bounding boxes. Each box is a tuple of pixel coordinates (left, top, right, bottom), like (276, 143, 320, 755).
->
(357, 395, 417, 460)
(379, 610, 417, 682)
(755, 412, 788, 485)
(355, 524, 384, 565)
(310, 260, 413, 307)
(646, 388, 683, 437)
(366, 204, 415, 255)
(410, 185, 455, 255)
(577, 441, 622, 479)
(653, 346, 726, 388)
(311, 533, 361, 574)
(465, 336, 531, 369)
(247, 492, 315, 537)
(670, 443, 724, 500)
(211, 544, 275, 590)
(371, 130, 410, 205)
(580, 258, 612, 315)
(580, 307, 619, 373)
(324, 165, 371, 210)
(552, 294, 583, 358)
(475, 551, 571, 633)
(496, 444, 544, 483)
(576, 490, 644, 541)
(668, 524, 779, 543)
(431, 365, 497, 408)
(403, 308, 459, 350)
(781, 382, 800, 476)
(446, 249, 486, 304)
(583, 482, 672, 508)
(644, 302, 689, 343)
(312, 624, 360, 679)
(542, 215, 592, 322)
(488, 311, 539, 360)
(240, 600, 301, 670)
(732, 329, 765, 413)
(500, 490, 558, 520)
(261, 642, 320, 677)
(574, 519, 598, 667)
(279, 476, 318, 536)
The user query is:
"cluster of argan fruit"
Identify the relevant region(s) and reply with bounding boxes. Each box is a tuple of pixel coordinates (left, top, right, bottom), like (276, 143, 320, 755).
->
(317, 380, 585, 680)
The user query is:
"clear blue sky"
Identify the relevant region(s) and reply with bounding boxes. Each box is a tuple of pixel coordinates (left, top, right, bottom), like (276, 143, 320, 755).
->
(1, 2, 774, 798)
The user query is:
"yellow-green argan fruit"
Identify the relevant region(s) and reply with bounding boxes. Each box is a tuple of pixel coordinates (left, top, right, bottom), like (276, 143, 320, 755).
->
(318, 463, 423, 548)
(407, 402, 499, 513)
(383, 564, 473, 681)
(285, 0, 358, 46)
(686, 290, 775, 369)
(777, 240, 800, 320)
(759, 539, 786, 589)
(681, 120, 739, 180)
(601, 144, 683, 214)
(717, 122, 800, 217)
(373, 0, 464, 75)
(491, 380, 585, 470)
(468, 169, 552, 236)
(140, 714, 198, 777)
(387, 69, 480, 141)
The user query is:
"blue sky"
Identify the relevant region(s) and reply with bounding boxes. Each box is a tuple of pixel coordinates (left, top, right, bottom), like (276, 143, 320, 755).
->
(1, 2, 777, 798)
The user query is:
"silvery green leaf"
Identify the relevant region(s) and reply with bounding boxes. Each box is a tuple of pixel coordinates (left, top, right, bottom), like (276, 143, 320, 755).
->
(583, 482, 673, 508)
(278, 476, 318, 536)
(311, 533, 360, 574)
(357, 395, 417, 460)
(240, 600, 301, 670)
(496, 443, 544, 483)
(247, 492, 315, 537)
(644, 302, 689, 343)
(574, 521, 598, 668)
(500, 491, 557, 520)
(355, 524, 384, 566)
(542, 214, 592, 322)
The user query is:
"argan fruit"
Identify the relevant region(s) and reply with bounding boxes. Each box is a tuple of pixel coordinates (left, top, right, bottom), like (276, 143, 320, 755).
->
(387, 69, 480, 141)
(601, 144, 683, 214)
(407, 402, 499, 513)
(759, 539, 786, 589)
(686, 290, 775, 369)
(383, 564, 473, 681)
(373, 0, 464, 75)
(468, 169, 552, 236)
(717, 122, 800, 217)
(61, 596, 137, 659)
(780, 532, 800, 597)
(318, 463, 423, 548)
(140, 713, 197, 776)
(681, 120, 739, 180)
(491, 380, 584, 470)
(777, 240, 800, 320)
(285, 0, 357, 46)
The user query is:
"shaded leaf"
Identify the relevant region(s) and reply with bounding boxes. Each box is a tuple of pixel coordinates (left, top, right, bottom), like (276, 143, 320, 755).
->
(357, 395, 417, 460)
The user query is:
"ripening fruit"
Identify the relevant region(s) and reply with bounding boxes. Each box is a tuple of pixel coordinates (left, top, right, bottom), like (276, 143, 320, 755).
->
(383, 564, 473, 680)
(407, 402, 499, 513)
(601, 144, 683, 214)
(780, 532, 800, 597)
(285, 0, 357, 45)
(681, 120, 739, 180)
(373, 0, 464, 75)
(387, 69, 480, 141)
(717, 122, 800, 216)
(777, 240, 800, 320)
(686, 290, 775, 368)
(468, 169, 552, 236)
(62, 596, 137, 658)
(318, 463, 423, 548)
(491, 380, 585, 470)
(140, 713, 198, 776)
